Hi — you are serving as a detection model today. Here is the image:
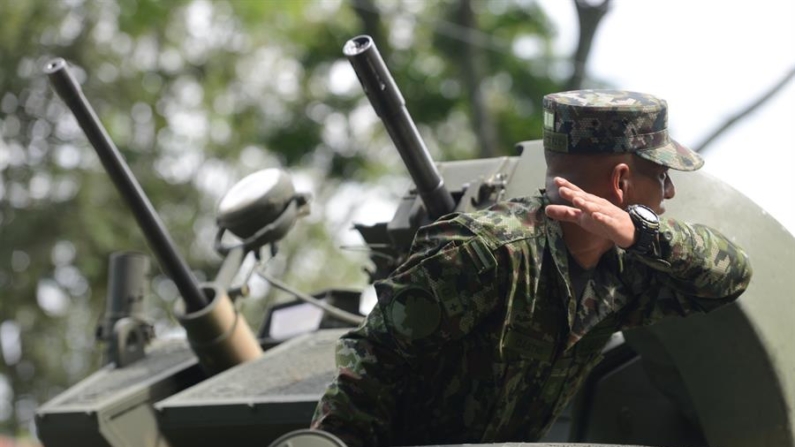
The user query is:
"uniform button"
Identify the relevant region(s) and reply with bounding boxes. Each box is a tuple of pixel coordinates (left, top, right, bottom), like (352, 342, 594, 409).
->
(663, 231, 673, 241)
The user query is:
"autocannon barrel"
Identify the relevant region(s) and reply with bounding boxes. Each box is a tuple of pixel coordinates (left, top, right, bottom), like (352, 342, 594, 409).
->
(343, 35, 456, 219)
(44, 58, 208, 312)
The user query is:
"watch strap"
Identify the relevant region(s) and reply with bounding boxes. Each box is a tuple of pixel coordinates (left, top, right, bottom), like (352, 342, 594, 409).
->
(626, 205, 659, 255)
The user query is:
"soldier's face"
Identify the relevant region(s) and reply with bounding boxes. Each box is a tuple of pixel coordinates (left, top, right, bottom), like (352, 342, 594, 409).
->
(628, 158, 675, 214)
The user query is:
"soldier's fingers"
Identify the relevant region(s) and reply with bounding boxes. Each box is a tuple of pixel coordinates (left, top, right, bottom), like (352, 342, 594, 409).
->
(557, 186, 574, 203)
(559, 184, 609, 208)
(571, 196, 602, 214)
(554, 177, 587, 194)
(545, 204, 582, 222)
(558, 186, 592, 205)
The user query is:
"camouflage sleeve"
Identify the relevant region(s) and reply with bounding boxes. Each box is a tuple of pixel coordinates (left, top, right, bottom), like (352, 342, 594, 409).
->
(311, 218, 501, 446)
(619, 218, 753, 327)
(310, 306, 407, 447)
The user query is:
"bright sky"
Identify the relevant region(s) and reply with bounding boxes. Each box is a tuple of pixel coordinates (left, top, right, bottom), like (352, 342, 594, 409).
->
(538, 0, 795, 234)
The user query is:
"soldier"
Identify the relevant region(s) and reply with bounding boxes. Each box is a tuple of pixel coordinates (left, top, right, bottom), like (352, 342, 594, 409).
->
(310, 90, 753, 446)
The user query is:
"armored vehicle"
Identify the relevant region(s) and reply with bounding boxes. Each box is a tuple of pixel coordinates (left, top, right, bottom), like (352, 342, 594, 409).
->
(34, 36, 795, 447)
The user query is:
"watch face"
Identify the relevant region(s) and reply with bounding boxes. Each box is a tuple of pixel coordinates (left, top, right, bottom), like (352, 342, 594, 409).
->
(634, 205, 658, 223)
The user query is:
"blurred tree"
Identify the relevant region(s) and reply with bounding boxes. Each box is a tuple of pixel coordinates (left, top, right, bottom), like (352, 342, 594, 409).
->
(0, 0, 587, 439)
(566, 0, 611, 91)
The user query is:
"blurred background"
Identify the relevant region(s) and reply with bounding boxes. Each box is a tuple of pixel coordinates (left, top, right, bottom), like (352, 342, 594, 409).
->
(0, 0, 792, 444)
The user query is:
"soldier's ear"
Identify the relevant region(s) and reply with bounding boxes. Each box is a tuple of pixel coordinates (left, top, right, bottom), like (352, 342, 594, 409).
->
(611, 163, 631, 206)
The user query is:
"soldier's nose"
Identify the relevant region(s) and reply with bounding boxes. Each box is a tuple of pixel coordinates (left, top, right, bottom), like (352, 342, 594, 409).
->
(664, 176, 676, 200)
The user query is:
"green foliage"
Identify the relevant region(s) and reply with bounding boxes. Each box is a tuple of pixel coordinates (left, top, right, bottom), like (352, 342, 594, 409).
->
(0, 0, 571, 438)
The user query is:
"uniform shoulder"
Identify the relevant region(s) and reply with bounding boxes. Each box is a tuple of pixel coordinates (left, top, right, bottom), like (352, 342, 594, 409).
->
(453, 195, 546, 248)
(407, 195, 546, 262)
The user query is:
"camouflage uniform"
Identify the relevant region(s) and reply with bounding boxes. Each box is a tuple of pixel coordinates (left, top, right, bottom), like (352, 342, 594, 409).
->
(311, 90, 752, 446)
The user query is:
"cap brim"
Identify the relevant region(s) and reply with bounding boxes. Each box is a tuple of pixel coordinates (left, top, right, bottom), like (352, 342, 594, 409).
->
(635, 139, 704, 171)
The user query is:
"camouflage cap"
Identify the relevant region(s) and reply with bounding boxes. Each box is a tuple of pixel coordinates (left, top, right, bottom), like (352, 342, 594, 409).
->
(542, 89, 704, 171)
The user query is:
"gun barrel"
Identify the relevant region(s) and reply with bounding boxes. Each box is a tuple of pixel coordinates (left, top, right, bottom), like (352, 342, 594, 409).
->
(45, 58, 208, 312)
(344, 35, 455, 219)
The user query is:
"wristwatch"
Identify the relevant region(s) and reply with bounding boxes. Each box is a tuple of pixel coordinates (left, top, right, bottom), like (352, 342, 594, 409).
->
(626, 204, 660, 255)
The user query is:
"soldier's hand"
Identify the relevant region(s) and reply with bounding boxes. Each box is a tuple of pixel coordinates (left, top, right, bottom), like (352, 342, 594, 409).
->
(545, 177, 636, 248)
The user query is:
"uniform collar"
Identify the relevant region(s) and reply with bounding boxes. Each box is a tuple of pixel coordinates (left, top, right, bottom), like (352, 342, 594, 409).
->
(540, 193, 626, 348)
(542, 207, 578, 332)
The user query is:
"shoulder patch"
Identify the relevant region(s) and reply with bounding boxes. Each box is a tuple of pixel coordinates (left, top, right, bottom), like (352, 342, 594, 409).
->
(388, 287, 441, 340)
(463, 238, 497, 274)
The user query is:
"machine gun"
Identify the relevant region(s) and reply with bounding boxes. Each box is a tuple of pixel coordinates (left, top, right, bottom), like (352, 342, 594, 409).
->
(35, 36, 795, 447)
(44, 58, 264, 374)
(35, 59, 339, 446)
(342, 35, 517, 279)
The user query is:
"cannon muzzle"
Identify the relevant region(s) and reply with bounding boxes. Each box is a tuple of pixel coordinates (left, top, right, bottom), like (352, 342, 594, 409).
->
(344, 35, 456, 219)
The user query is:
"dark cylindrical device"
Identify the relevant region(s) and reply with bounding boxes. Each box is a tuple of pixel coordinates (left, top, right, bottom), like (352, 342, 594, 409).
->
(101, 251, 150, 333)
(99, 251, 152, 366)
(343, 35, 456, 219)
(44, 58, 207, 312)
